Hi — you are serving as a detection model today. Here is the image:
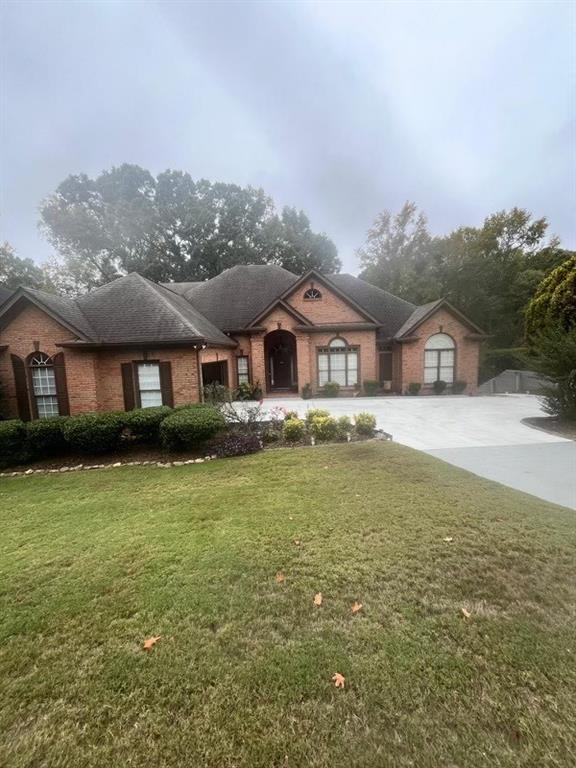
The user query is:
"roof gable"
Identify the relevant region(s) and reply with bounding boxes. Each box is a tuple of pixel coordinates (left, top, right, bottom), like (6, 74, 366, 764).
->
(394, 298, 486, 339)
(0, 287, 95, 340)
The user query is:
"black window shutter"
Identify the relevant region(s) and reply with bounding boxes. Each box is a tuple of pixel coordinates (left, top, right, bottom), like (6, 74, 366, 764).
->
(159, 362, 174, 407)
(52, 352, 70, 415)
(11, 354, 31, 421)
(121, 363, 136, 411)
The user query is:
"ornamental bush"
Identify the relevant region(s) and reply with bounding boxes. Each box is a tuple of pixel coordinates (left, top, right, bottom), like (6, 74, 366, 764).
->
(301, 383, 313, 399)
(322, 381, 340, 397)
(26, 416, 68, 458)
(283, 417, 306, 443)
(354, 412, 376, 436)
(406, 382, 421, 396)
(305, 408, 330, 425)
(336, 415, 353, 440)
(0, 419, 29, 468)
(235, 382, 263, 401)
(363, 380, 379, 396)
(124, 406, 173, 442)
(452, 381, 467, 395)
(309, 415, 338, 442)
(160, 406, 225, 451)
(205, 432, 262, 458)
(62, 412, 126, 454)
(432, 380, 447, 395)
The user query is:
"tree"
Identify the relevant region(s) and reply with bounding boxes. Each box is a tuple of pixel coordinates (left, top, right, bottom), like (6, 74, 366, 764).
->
(40, 165, 340, 292)
(0, 242, 50, 291)
(358, 201, 440, 303)
(525, 325, 576, 421)
(525, 253, 576, 339)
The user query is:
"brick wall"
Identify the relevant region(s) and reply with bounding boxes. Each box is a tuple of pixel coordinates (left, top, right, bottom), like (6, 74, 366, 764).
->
(286, 279, 366, 323)
(0, 304, 99, 417)
(399, 308, 480, 394)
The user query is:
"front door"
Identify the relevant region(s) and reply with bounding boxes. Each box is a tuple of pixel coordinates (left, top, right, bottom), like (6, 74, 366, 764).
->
(269, 340, 293, 389)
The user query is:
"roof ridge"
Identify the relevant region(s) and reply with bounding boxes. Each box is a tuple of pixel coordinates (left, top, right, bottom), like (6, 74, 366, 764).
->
(135, 275, 202, 336)
(338, 274, 417, 310)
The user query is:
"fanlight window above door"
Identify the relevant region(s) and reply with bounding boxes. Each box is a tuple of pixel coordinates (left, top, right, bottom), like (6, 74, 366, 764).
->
(303, 287, 322, 300)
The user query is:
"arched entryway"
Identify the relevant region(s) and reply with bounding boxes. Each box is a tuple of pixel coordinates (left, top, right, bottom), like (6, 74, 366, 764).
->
(265, 329, 298, 392)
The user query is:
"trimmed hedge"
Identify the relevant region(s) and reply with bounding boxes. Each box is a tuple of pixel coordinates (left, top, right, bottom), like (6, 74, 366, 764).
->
(0, 420, 29, 468)
(124, 406, 173, 442)
(363, 380, 379, 396)
(433, 380, 448, 395)
(26, 417, 68, 458)
(337, 415, 353, 439)
(160, 406, 225, 451)
(62, 412, 126, 454)
(305, 409, 330, 425)
(322, 381, 340, 397)
(406, 382, 421, 396)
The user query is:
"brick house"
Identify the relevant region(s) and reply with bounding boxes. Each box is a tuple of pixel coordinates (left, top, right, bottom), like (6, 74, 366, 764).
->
(0, 266, 485, 420)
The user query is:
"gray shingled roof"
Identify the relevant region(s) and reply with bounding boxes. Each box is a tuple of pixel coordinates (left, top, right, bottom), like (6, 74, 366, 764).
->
(22, 287, 97, 339)
(393, 299, 444, 339)
(160, 281, 201, 296)
(0, 285, 12, 306)
(76, 273, 232, 345)
(328, 274, 417, 338)
(179, 265, 299, 330)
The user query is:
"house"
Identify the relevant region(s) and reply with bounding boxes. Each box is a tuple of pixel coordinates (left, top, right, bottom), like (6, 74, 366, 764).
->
(0, 266, 485, 419)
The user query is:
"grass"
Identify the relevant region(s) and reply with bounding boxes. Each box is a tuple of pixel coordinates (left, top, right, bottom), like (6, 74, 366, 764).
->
(1, 442, 575, 768)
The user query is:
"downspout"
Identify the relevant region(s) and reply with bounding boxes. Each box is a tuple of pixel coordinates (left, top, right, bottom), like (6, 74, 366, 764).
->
(196, 346, 205, 402)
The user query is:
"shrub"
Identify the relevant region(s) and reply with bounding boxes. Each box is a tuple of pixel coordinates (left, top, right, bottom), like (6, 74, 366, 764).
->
(432, 380, 447, 395)
(283, 417, 306, 442)
(305, 408, 330, 425)
(406, 382, 421, 396)
(322, 381, 340, 397)
(336, 415, 352, 440)
(301, 383, 313, 400)
(525, 325, 576, 421)
(0, 419, 29, 468)
(205, 432, 262, 458)
(124, 406, 172, 442)
(284, 410, 299, 421)
(354, 412, 377, 436)
(62, 412, 126, 454)
(363, 380, 379, 396)
(235, 382, 263, 401)
(452, 381, 467, 395)
(309, 415, 338, 442)
(26, 416, 68, 458)
(160, 406, 225, 450)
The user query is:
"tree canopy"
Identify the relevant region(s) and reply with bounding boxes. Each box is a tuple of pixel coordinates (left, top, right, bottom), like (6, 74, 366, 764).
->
(0, 242, 51, 291)
(358, 203, 567, 350)
(40, 164, 341, 292)
(525, 253, 576, 339)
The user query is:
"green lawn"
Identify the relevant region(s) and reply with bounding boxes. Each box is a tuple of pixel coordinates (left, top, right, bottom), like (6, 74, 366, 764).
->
(1, 443, 575, 768)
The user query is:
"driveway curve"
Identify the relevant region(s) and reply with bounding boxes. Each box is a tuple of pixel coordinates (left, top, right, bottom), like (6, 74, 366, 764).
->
(263, 394, 575, 509)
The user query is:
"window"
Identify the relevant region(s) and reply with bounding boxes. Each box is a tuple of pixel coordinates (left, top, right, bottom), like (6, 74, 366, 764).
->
(303, 287, 322, 300)
(424, 333, 455, 384)
(237, 356, 250, 385)
(137, 363, 163, 407)
(317, 338, 359, 387)
(29, 353, 59, 418)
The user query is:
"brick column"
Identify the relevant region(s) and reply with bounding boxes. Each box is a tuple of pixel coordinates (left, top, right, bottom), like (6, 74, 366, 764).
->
(250, 334, 267, 394)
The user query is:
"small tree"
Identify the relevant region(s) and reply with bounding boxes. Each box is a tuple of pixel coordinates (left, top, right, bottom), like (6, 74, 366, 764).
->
(525, 254, 576, 339)
(526, 325, 576, 421)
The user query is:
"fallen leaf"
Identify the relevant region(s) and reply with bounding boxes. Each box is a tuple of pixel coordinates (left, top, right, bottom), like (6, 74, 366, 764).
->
(461, 607, 472, 619)
(293, 539, 301, 546)
(313, 592, 323, 606)
(351, 601, 363, 614)
(275, 571, 285, 584)
(332, 672, 345, 688)
(443, 536, 454, 543)
(143, 635, 161, 651)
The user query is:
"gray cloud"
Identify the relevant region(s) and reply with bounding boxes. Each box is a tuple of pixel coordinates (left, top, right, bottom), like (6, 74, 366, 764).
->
(1, 0, 574, 273)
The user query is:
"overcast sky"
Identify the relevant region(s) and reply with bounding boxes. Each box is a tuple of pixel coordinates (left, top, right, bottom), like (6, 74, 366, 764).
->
(1, 0, 574, 272)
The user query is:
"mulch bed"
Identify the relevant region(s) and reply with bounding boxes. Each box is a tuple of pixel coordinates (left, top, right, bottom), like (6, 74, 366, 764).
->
(522, 416, 576, 440)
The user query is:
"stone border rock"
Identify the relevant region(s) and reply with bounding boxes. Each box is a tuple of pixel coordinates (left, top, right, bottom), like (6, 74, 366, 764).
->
(0, 455, 219, 479)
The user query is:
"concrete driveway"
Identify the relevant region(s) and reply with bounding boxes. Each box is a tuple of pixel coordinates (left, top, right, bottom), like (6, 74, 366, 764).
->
(263, 394, 576, 510)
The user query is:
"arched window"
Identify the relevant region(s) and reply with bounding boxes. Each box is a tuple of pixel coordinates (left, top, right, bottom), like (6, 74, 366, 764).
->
(29, 352, 60, 418)
(317, 337, 359, 387)
(304, 287, 322, 300)
(424, 333, 455, 384)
